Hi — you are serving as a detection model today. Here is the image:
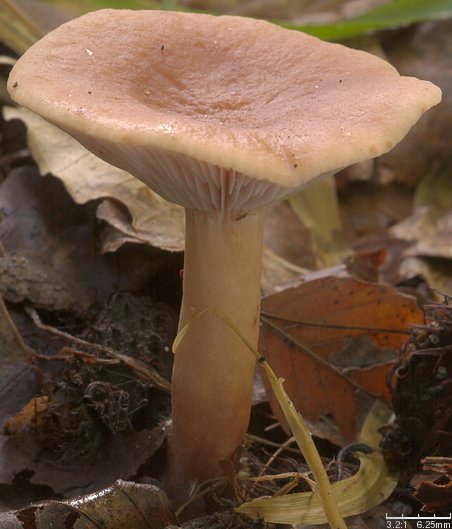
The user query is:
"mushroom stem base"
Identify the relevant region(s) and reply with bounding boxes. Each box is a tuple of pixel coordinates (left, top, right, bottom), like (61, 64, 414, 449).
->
(169, 207, 264, 488)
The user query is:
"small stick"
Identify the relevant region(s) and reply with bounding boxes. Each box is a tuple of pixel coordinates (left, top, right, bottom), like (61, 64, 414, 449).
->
(246, 433, 300, 456)
(25, 305, 171, 393)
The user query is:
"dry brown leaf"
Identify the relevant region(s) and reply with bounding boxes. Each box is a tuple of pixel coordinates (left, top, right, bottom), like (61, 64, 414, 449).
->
(3, 107, 338, 293)
(4, 106, 185, 253)
(259, 275, 423, 445)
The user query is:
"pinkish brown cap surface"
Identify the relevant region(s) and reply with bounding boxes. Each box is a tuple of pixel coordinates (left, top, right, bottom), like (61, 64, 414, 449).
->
(8, 9, 441, 213)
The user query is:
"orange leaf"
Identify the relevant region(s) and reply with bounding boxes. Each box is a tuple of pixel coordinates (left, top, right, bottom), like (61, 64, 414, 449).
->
(4, 395, 49, 437)
(259, 275, 423, 445)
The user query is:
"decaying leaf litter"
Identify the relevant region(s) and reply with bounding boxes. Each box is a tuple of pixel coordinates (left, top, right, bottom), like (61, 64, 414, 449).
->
(0, 0, 451, 527)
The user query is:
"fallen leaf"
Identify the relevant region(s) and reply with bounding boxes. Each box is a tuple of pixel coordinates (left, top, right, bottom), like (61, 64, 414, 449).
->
(0, 254, 75, 312)
(261, 248, 307, 297)
(4, 106, 329, 292)
(0, 425, 167, 497)
(3, 396, 48, 437)
(394, 256, 452, 298)
(345, 247, 388, 283)
(395, 210, 452, 259)
(259, 275, 423, 445)
(0, 166, 155, 313)
(390, 158, 452, 261)
(0, 479, 176, 529)
(4, 106, 185, 253)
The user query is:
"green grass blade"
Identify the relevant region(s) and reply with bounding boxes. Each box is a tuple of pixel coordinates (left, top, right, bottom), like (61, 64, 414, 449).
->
(44, 0, 159, 11)
(0, 0, 43, 55)
(237, 401, 398, 524)
(282, 0, 452, 40)
(237, 452, 397, 524)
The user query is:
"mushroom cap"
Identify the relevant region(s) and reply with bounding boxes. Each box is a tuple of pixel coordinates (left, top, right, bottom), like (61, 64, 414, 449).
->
(8, 9, 441, 213)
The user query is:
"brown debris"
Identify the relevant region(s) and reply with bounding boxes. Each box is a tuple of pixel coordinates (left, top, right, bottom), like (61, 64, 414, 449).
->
(414, 457, 452, 513)
(380, 302, 452, 481)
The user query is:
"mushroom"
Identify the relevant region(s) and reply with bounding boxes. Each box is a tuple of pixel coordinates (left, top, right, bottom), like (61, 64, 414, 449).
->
(7, 9, 441, 487)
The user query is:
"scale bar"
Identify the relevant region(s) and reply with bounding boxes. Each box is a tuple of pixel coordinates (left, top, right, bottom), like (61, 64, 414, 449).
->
(386, 515, 452, 520)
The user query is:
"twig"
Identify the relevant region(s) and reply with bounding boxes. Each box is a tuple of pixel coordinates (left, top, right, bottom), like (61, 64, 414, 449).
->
(261, 311, 410, 335)
(259, 436, 297, 482)
(24, 305, 171, 393)
(175, 477, 227, 518)
(246, 433, 301, 456)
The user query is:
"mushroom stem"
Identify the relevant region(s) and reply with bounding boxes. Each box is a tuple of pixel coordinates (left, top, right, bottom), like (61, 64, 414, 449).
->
(170, 207, 264, 485)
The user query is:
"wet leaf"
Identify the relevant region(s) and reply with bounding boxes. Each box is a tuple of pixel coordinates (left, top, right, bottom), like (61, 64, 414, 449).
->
(0, 479, 176, 528)
(4, 106, 185, 253)
(259, 275, 423, 444)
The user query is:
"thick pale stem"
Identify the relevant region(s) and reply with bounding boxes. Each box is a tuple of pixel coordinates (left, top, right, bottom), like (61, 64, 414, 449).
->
(169, 207, 264, 485)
